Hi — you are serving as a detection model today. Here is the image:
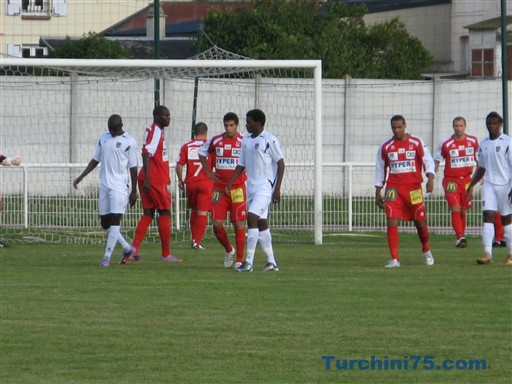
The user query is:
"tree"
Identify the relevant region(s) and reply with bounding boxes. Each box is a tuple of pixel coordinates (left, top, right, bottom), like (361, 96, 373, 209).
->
(50, 32, 133, 59)
(202, 0, 432, 79)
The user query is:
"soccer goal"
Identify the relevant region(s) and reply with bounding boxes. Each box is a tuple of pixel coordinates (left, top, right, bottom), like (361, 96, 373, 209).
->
(0, 51, 323, 245)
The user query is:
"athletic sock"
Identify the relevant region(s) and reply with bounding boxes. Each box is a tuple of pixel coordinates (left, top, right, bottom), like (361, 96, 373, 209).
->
(387, 226, 399, 260)
(158, 214, 171, 257)
(495, 216, 505, 242)
(483, 222, 494, 257)
(417, 225, 430, 253)
(214, 226, 232, 252)
(451, 211, 463, 239)
(104, 225, 120, 259)
(235, 227, 246, 263)
(132, 214, 153, 252)
(503, 223, 512, 257)
(258, 229, 276, 265)
(189, 210, 198, 244)
(196, 214, 208, 245)
(245, 228, 259, 265)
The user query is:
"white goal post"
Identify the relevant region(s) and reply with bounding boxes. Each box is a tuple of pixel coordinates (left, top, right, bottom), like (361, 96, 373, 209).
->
(0, 56, 323, 244)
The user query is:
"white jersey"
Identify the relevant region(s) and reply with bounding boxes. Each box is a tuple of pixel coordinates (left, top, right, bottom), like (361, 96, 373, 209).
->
(93, 131, 139, 191)
(238, 130, 284, 197)
(477, 133, 512, 186)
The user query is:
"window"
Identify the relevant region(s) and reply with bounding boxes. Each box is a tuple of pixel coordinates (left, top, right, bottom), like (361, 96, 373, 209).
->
(471, 48, 494, 77)
(22, 46, 49, 57)
(6, 0, 66, 16)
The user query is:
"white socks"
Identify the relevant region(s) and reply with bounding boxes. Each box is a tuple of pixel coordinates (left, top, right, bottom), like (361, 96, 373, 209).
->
(258, 229, 276, 265)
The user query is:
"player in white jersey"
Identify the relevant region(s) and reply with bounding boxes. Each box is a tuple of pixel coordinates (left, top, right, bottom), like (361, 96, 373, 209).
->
(73, 114, 139, 267)
(467, 112, 512, 265)
(226, 109, 285, 272)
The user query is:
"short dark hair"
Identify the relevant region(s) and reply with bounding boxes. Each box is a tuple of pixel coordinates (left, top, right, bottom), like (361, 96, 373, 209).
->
(246, 109, 266, 126)
(223, 112, 239, 124)
(452, 116, 466, 126)
(194, 122, 208, 136)
(108, 114, 122, 129)
(390, 115, 405, 124)
(153, 105, 170, 118)
(486, 111, 503, 123)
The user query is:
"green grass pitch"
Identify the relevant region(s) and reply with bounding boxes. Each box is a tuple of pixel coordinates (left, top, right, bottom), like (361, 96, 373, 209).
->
(1, 233, 511, 384)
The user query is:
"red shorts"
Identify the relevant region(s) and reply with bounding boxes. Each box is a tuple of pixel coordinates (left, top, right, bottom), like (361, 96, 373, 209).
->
(211, 184, 247, 222)
(186, 180, 213, 212)
(384, 183, 427, 221)
(442, 176, 472, 210)
(138, 180, 171, 210)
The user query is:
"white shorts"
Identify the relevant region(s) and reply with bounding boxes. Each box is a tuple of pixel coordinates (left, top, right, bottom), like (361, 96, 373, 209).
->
(98, 186, 128, 216)
(482, 182, 512, 215)
(247, 193, 271, 220)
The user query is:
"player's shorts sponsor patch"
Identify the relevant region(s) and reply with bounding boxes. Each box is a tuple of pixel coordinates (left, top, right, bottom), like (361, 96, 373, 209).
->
(446, 181, 458, 193)
(384, 188, 397, 201)
(410, 188, 423, 204)
(230, 187, 244, 203)
(212, 189, 223, 203)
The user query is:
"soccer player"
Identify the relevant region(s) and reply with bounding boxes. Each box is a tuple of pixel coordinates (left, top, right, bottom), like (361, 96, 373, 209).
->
(72, 114, 138, 267)
(198, 112, 247, 269)
(434, 116, 478, 248)
(467, 111, 512, 265)
(176, 122, 213, 250)
(128, 105, 182, 263)
(226, 108, 285, 272)
(375, 114, 435, 268)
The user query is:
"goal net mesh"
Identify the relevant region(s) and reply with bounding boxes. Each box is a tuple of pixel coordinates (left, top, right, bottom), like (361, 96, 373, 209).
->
(0, 47, 318, 245)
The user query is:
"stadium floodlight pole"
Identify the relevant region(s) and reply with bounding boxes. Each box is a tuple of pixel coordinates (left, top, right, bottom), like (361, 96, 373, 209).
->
(154, 0, 161, 107)
(501, 0, 509, 134)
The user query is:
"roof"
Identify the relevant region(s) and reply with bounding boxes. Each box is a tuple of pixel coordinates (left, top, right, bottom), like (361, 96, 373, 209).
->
(39, 36, 197, 60)
(102, 1, 248, 36)
(464, 15, 512, 30)
(342, 0, 451, 13)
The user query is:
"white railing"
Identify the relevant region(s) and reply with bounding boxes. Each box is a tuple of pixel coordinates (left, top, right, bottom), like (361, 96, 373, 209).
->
(0, 163, 482, 243)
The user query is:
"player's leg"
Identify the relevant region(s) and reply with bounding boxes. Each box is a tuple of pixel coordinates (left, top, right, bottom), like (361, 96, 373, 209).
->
(98, 187, 114, 266)
(477, 183, 499, 264)
(383, 186, 401, 267)
(132, 179, 154, 255)
(496, 185, 512, 264)
(230, 190, 247, 266)
(408, 185, 433, 265)
(193, 183, 212, 249)
(444, 179, 465, 247)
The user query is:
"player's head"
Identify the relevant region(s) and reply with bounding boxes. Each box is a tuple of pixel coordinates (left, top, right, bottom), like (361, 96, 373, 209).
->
(153, 105, 171, 128)
(452, 116, 466, 137)
(246, 109, 266, 127)
(194, 122, 208, 138)
(223, 112, 239, 138)
(390, 115, 407, 141)
(246, 109, 266, 136)
(485, 111, 503, 138)
(107, 114, 123, 136)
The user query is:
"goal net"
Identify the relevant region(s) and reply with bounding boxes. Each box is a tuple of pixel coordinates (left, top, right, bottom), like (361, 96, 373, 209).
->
(0, 49, 323, 245)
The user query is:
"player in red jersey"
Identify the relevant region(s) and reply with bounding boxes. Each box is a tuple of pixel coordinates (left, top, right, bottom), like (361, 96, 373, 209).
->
(176, 122, 213, 250)
(126, 105, 182, 263)
(375, 115, 436, 268)
(434, 116, 478, 248)
(198, 112, 247, 269)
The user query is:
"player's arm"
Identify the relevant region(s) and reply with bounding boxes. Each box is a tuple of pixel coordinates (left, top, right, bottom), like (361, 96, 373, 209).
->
(176, 163, 185, 190)
(374, 144, 386, 209)
(225, 165, 246, 194)
(128, 166, 138, 207)
(467, 166, 486, 196)
(73, 159, 99, 189)
(422, 141, 435, 193)
(141, 153, 151, 192)
(272, 159, 285, 204)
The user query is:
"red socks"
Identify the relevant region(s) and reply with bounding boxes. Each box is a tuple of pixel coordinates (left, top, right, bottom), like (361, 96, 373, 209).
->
(387, 226, 399, 260)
